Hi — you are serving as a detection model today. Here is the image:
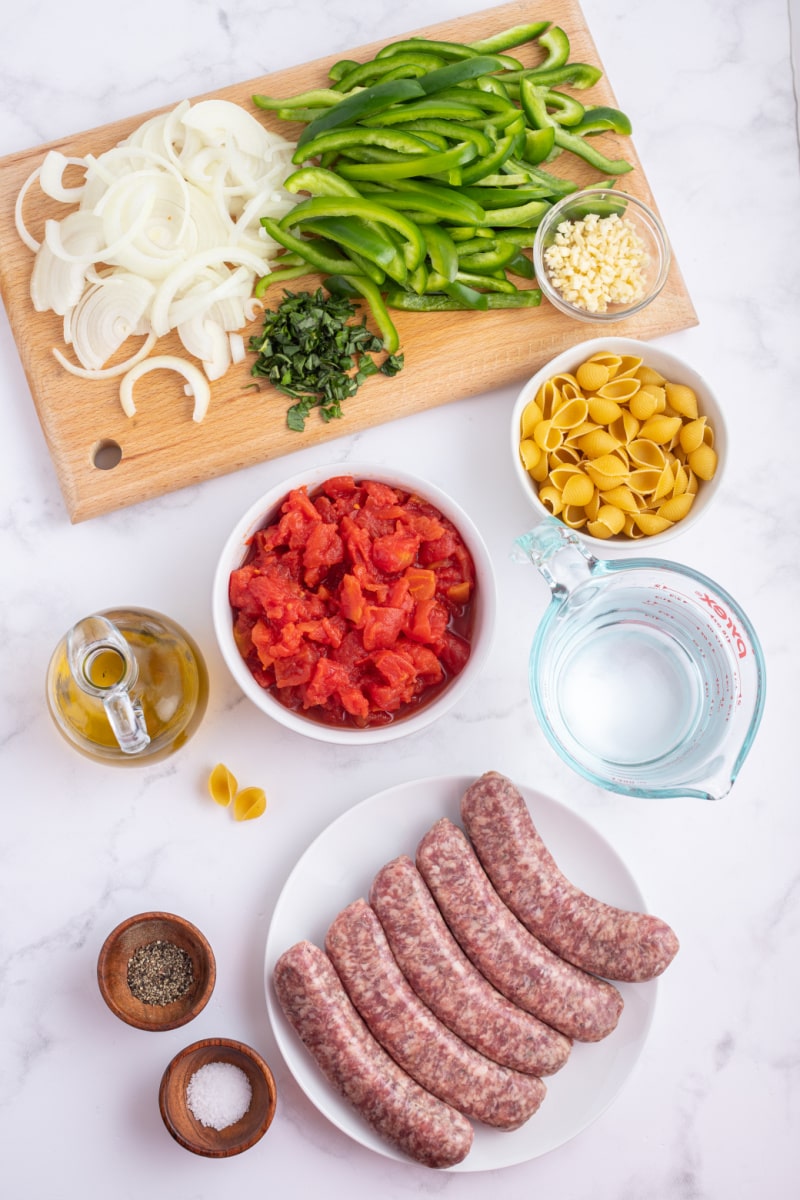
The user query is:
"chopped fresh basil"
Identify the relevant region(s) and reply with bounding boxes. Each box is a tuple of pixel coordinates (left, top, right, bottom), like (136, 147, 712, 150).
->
(248, 287, 403, 431)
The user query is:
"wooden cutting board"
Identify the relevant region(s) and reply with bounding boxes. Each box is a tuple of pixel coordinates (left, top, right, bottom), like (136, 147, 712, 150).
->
(0, 0, 696, 522)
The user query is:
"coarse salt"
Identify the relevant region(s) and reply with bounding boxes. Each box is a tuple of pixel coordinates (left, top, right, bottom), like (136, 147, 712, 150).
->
(186, 1061, 252, 1130)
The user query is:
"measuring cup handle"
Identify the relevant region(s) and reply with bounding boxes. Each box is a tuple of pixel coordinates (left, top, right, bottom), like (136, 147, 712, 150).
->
(103, 691, 151, 754)
(513, 518, 596, 594)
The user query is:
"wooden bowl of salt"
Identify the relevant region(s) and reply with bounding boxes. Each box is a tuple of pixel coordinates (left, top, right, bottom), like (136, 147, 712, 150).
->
(159, 1038, 278, 1157)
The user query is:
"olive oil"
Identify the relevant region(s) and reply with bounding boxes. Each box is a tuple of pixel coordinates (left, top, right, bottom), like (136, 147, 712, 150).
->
(46, 608, 209, 765)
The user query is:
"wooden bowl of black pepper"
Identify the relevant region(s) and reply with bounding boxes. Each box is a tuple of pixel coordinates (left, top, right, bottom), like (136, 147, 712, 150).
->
(97, 911, 216, 1031)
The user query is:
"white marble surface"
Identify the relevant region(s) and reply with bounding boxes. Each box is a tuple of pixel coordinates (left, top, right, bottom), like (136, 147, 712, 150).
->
(1, 1, 798, 1196)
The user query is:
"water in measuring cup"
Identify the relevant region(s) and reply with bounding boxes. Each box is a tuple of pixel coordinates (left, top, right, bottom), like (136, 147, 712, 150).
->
(555, 619, 702, 767)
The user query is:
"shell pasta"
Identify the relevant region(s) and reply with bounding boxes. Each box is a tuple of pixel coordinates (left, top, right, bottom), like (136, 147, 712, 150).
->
(518, 352, 718, 539)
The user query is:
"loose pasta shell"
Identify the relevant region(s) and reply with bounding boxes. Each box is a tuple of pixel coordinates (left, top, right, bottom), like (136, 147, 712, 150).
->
(637, 415, 683, 445)
(609, 411, 640, 443)
(589, 503, 627, 537)
(688, 442, 718, 480)
(628, 439, 667, 469)
(533, 419, 563, 452)
(520, 398, 544, 439)
(587, 351, 622, 374)
(519, 437, 542, 471)
(535, 379, 562, 417)
(562, 504, 588, 529)
(551, 397, 589, 430)
(679, 417, 707, 454)
(529, 454, 550, 483)
(658, 493, 695, 523)
(652, 461, 676, 502)
(576, 428, 621, 458)
(634, 512, 674, 536)
(209, 762, 237, 807)
(233, 786, 267, 822)
(634, 364, 666, 386)
(576, 360, 611, 391)
(596, 377, 641, 403)
(628, 467, 663, 495)
(584, 489, 601, 521)
(549, 445, 581, 466)
(600, 484, 640, 513)
(664, 381, 698, 419)
(586, 454, 629, 490)
(538, 484, 564, 515)
(561, 471, 595, 507)
(587, 396, 623, 425)
(615, 354, 644, 379)
(550, 463, 584, 491)
(629, 390, 658, 421)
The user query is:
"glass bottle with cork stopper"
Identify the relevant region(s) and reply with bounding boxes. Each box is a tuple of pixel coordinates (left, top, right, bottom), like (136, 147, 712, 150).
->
(46, 607, 209, 765)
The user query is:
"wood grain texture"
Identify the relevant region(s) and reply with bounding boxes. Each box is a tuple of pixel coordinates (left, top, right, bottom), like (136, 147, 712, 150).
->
(0, 0, 696, 522)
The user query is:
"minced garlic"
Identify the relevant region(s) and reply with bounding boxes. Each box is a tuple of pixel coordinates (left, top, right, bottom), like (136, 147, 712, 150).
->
(543, 212, 648, 313)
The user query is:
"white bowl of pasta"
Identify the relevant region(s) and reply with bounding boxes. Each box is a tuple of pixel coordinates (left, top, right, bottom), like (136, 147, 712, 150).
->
(511, 338, 726, 548)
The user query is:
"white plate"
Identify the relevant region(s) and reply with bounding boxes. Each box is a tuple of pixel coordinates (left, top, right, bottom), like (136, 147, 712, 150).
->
(264, 775, 658, 1172)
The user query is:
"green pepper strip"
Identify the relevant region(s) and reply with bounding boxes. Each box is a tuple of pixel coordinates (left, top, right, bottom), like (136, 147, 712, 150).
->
(502, 63, 603, 92)
(328, 59, 359, 82)
(351, 181, 485, 225)
(519, 80, 633, 174)
(520, 126, 556, 164)
(279, 196, 427, 270)
(332, 52, 446, 93)
(459, 129, 520, 184)
(534, 26, 571, 71)
(337, 274, 401, 353)
(260, 217, 367, 276)
(476, 199, 551, 228)
(397, 119, 494, 158)
(294, 126, 445, 164)
(336, 140, 477, 184)
(461, 184, 553, 206)
(457, 241, 519, 271)
(254, 263, 314, 295)
(253, 88, 350, 112)
(571, 106, 633, 137)
(283, 166, 363, 198)
(505, 249, 536, 279)
(468, 20, 551, 54)
(422, 224, 459, 282)
(299, 216, 407, 283)
(455, 269, 517, 293)
(297, 78, 426, 148)
(374, 39, 522, 72)
(542, 91, 586, 128)
(385, 288, 541, 311)
(416, 56, 517, 95)
(361, 98, 486, 126)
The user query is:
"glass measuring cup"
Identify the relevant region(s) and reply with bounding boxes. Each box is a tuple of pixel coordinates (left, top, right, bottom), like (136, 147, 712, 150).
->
(46, 608, 209, 765)
(515, 520, 766, 800)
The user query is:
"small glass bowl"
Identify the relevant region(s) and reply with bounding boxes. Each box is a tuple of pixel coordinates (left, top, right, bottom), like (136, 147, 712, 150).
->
(533, 188, 671, 323)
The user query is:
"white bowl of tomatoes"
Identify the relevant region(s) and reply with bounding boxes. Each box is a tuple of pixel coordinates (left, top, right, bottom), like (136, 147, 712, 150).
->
(212, 464, 497, 744)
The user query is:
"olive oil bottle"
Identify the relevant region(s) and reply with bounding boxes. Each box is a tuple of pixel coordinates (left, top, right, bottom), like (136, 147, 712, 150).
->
(46, 608, 208, 765)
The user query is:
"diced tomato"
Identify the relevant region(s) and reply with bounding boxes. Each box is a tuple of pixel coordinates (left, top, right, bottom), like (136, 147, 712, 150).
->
(362, 606, 406, 651)
(404, 567, 436, 601)
(303, 520, 344, 586)
(228, 477, 475, 728)
(372, 531, 421, 574)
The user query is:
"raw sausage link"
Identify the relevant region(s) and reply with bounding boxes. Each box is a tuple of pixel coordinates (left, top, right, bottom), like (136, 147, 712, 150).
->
(369, 855, 571, 1077)
(325, 898, 546, 1130)
(272, 940, 473, 1169)
(461, 771, 680, 982)
(416, 818, 624, 1042)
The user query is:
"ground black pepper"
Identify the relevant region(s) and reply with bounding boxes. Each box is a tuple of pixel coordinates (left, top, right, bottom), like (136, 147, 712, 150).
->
(127, 939, 194, 1005)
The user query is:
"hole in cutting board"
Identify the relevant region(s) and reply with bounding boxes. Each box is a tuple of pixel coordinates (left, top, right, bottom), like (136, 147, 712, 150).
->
(92, 440, 122, 470)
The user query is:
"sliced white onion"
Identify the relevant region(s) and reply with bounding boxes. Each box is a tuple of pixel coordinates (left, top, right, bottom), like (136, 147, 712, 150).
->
(14, 165, 44, 251)
(16, 96, 299, 424)
(229, 332, 246, 363)
(39, 151, 88, 203)
(70, 273, 156, 369)
(120, 354, 211, 422)
(52, 331, 157, 378)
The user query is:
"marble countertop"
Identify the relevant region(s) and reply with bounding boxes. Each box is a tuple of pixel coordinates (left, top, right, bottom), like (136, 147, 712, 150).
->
(2, 1, 798, 1196)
